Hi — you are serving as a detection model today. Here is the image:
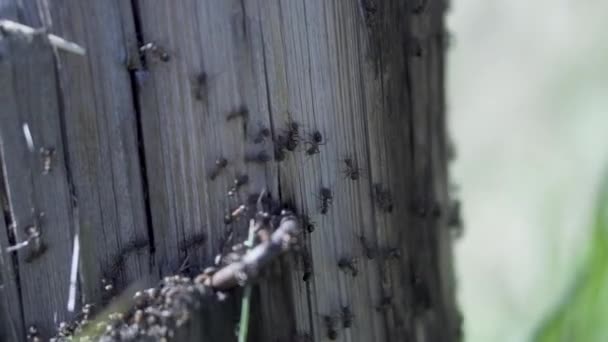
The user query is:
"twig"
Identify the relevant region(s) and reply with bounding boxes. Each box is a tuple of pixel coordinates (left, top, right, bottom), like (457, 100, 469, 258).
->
(205, 213, 300, 290)
(0, 19, 86, 55)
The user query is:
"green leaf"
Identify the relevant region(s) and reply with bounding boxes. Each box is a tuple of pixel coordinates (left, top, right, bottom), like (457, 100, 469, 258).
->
(534, 171, 608, 341)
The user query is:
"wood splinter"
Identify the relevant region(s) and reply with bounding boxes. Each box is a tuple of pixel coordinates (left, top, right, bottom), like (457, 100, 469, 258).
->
(0, 19, 86, 55)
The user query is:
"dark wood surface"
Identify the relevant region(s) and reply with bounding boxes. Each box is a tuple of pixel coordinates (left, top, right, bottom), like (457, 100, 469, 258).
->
(0, 1, 458, 341)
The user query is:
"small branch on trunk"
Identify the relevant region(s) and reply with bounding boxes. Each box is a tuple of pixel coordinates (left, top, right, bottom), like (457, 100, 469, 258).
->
(205, 213, 300, 290)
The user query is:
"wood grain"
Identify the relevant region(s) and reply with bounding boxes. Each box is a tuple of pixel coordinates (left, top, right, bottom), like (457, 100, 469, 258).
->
(0, 26, 74, 339)
(45, 0, 154, 305)
(0, 0, 458, 341)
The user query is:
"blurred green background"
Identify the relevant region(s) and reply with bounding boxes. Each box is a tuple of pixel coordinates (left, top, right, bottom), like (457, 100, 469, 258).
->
(447, 1, 608, 341)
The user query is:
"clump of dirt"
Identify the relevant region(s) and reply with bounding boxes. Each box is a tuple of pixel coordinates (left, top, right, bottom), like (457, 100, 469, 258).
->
(50, 275, 216, 341)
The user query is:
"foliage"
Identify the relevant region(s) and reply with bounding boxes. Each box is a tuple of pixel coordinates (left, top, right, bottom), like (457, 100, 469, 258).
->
(534, 172, 608, 341)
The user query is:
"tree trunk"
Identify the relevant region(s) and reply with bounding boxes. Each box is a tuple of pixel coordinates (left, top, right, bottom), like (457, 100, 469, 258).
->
(0, 1, 459, 341)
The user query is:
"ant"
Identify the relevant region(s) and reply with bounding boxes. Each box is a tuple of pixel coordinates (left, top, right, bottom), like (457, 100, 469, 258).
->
(139, 42, 170, 62)
(342, 157, 362, 180)
(252, 126, 271, 144)
(224, 204, 247, 225)
(26, 325, 40, 342)
(284, 120, 300, 151)
(179, 233, 207, 253)
(208, 157, 228, 180)
(412, 0, 428, 14)
(24, 224, 46, 263)
(192, 71, 208, 101)
(409, 197, 441, 219)
(40, 147, 55, 174)
(372, 183, 394, 213)
(323, 314, 339, 340)
(293, 333, 313, 342)
(305, 145, 320, 156)
(383, 247, 401, 260)
(305, 130, 324, 156)
(6, 212, 48, 263)
(342, 306, 354, 328)
(359, 235, 377, 260)
(409, 37, 423, 57)
(338, 257, 358, 277)
(318, 187, 333, 214)
(226, 105, 249, 122)
(302, 215, 316, 233)
(376, 296, 393, 312)
(447, 199, 463, 231)
(247, 191, 278, 216)
(273, 135, 288, 162)
(302, 249, 312, 282)
(244, 150, 271, 164)
(409, 267, 431, 311)
(227, 174, 249, 196)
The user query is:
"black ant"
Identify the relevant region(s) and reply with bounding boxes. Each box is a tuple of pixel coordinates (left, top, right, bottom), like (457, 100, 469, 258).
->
(228, 174, 249, 196)
(284, 120, 300, 151)
(376, 296, 392, 312)
(248, 191, 279, 216)
(253, 126, 271, 144)
(410, 196, 440, 218)
(139, 42, 170, 62)
(430, 201, 442, 218)
(208, 157, 228, 180)
(447, 199, 463, 229)
(192, 71, 208, 101)
(179, 233, 207, 253)
(323, 315, 339, 340)
(6, 212, 48, 263)
(302, 249, 312, 282)
(310, 130, 323, 144)
(226, 105, 249, 121)
(305, 130, 324, 156)
(342, 306, 354, 328)
(293, 333, 313, 342)
(23, 224, 46, 263)
(413, 280, 432, 312)
(305, 145, 320, 156)
(26, 325, 40, 341)
(409, 37, 423, 57)
(319, 187, 333, 214)
(244, 150, 271, 164)
(342, 157, 362, 180)
(40, 147, 55, 174)
(273, 135, 288, 162)
(302, 215, 316, 233)
(359, 235, 377, 259)
(372, 183, 393, 213)
(412, 0, 428, 14)
(338, 257, 358, 277)
(383, 247, 401, 260)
